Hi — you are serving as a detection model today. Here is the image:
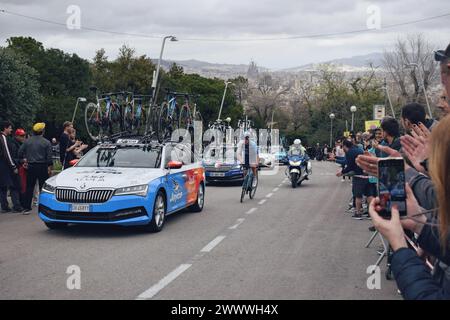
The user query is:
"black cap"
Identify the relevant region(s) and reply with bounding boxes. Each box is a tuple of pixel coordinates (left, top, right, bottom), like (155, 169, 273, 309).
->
(435, 43, 450, 62)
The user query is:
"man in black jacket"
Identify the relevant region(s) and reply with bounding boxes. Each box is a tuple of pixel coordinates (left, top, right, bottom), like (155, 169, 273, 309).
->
(18, 123, 53, 213)
(336, 139, 371, 220)
(0, 121, 22, 213)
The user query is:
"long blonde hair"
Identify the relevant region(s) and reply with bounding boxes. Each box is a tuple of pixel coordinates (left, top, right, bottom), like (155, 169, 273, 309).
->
(429, 115, 450, 250)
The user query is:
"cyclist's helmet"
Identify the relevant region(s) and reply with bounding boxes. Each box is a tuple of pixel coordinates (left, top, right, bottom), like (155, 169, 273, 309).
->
(294, 139, 301, 145)
(243, 131, 251, 139)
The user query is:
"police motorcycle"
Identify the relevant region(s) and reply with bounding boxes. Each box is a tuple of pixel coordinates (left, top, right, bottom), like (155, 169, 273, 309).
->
(286, 140, 311, 188)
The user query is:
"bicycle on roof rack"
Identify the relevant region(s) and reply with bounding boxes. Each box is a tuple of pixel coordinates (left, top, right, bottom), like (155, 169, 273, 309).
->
(157, 89, 202, 142)
(85, 87, 125, 141)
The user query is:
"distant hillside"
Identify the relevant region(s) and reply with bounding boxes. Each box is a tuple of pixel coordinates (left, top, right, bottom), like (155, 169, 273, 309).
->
(281, 52, 384, 73)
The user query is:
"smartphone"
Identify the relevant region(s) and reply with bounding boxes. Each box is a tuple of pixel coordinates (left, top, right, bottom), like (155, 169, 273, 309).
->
(377, 158, 407, 218)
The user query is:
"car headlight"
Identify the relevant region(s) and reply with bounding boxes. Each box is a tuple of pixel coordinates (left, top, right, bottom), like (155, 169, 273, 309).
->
(233, 165, 241, 170)
(114, 184, 148, 197)
(289, 161, 301, 166)
(42, 182, 56, 194)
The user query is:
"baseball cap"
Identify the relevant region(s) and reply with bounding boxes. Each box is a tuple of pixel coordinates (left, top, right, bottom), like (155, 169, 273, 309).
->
(435, 44, 450, 62)
(15, 128, 26, 136)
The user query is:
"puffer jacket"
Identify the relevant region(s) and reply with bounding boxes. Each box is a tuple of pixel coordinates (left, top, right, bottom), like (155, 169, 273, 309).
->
(392, 221, 450, 299)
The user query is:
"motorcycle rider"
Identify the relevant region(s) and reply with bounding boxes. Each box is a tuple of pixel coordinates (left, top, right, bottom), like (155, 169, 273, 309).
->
(288, 139, 311, 175)
(288, 139, 306, 156)
(237, 131, 259, 188)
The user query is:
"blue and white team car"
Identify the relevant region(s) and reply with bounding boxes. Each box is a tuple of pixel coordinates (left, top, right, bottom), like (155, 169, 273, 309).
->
(38, 138, 205, 232)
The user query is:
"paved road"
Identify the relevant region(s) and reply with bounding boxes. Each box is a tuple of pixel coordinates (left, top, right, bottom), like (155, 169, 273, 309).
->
(0, 161, 399, 299)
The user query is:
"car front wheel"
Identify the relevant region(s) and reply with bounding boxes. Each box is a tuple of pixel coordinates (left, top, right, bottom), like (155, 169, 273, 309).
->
(144, 191, 166, 233)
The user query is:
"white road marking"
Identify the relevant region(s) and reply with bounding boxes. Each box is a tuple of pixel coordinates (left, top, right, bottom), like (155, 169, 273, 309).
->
(229, 218, 245, 230)
(136, 264, 192, 300)
(246, 207, 257, 215)
(278, 184, 283, 187)
(273, 188, 279, 192)
(258, 199, 267, 205)
(266, 193, 274, 198)
(200, 235, 226, 253)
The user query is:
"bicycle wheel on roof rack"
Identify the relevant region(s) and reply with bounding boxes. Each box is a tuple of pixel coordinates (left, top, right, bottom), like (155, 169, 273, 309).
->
(158, 103, 171, 142)
(178, 104, 192, 131)
(110, 103, 124, 135)
(84, 102, 103, 141)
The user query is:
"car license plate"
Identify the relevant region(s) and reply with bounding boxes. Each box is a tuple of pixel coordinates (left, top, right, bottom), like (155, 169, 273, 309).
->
(210, 172, 225, 177)
(71, 204, 90, 212)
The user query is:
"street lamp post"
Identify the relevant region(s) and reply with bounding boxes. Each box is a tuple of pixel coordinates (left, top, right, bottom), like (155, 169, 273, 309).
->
(71, 97, 87, 123)
(405, 63, 432, 118)
(152, 35, 178, 104)
(350, 105, 357, 132)
(217, 81, 231, 121)
(146, 35, 177, 134)
(329, 113, 335, 147)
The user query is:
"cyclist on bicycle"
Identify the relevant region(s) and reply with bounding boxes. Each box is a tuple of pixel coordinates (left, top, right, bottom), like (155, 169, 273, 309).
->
(237, 131, 259, 188)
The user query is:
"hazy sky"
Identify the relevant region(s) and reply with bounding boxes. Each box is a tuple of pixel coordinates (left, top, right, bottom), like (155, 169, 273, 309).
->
(0, 0, 449, 69)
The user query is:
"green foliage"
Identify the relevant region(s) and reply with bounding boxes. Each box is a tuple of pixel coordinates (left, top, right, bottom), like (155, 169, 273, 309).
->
(0, 47, 41, 129)
(6, 37, 91, 141)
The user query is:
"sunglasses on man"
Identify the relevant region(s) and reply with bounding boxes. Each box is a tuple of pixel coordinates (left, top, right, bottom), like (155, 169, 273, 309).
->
(435, 50, 449, 62)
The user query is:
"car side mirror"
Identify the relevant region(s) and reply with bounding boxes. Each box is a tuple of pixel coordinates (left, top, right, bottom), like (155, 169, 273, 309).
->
(167, 160, 183, 170)
(69, 159, 79, 167)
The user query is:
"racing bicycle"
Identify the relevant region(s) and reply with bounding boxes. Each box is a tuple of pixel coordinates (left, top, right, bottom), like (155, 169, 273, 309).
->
(240, 165, 258, 203)
(85, 87, 124, 140)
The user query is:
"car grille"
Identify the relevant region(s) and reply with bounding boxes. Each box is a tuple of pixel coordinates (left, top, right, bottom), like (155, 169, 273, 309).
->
(55, 188, 114, 203)
(204, 165, 234, 172)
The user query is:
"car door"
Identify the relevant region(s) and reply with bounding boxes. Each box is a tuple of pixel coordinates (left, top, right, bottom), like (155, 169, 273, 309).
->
(164, 145, 188, 213)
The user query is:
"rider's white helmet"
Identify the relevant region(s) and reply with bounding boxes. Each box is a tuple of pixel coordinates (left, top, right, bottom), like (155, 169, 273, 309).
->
(294, 139, 301, 145)
(243, 131, 251, 138)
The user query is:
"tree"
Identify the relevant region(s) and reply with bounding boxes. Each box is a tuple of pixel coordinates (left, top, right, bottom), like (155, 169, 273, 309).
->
(7, 36, 91, 140)
(0, 47, 41, 128)
(246, 73, 289, 128)
(383, 34, 439, 110)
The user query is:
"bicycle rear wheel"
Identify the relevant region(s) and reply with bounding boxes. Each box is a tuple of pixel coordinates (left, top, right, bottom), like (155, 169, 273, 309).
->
(85, 102, 102, 141)
(179, 105, 192, 131)
(158, 103, 171, 142)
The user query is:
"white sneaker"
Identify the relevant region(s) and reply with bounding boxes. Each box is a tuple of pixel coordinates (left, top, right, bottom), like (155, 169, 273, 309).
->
(252, 177, 258, 188)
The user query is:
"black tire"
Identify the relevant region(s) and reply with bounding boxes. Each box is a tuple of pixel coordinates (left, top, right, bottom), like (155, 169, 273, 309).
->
(178, 105, 191, 131)
(189, 183, 205, 212)
(144, 191, 166, 233)
(44, 222, 68, 230)
(84, 102, 102, 141)
(249, 176, 257, 199)
(291, 173, 298, 188)
(158, 103, 170, 142)
(240, 187, 246, 203)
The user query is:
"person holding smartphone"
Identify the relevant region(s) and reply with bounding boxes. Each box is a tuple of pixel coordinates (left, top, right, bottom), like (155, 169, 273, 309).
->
(368, 115, 450, 299)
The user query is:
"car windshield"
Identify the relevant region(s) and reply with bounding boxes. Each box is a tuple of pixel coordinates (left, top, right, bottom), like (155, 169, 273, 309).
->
(76, 146, 162, 168)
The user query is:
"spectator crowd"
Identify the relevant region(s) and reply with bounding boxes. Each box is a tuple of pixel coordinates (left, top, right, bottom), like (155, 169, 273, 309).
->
(0, 120, 87, 214)
(330, 44, 450, 299)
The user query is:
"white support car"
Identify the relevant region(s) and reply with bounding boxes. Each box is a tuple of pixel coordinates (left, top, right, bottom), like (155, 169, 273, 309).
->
(38, 139, 205, 233)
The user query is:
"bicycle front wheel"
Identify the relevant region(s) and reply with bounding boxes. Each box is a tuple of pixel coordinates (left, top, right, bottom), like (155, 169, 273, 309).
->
(84, 102, 102, 141)
(240, 186, 246, 203)
(249, 176, 258, 199)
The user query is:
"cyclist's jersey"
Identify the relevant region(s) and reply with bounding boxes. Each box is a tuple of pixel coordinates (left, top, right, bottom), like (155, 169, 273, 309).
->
(237, 140, 258, 167)
(288, 145, 306, 156)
